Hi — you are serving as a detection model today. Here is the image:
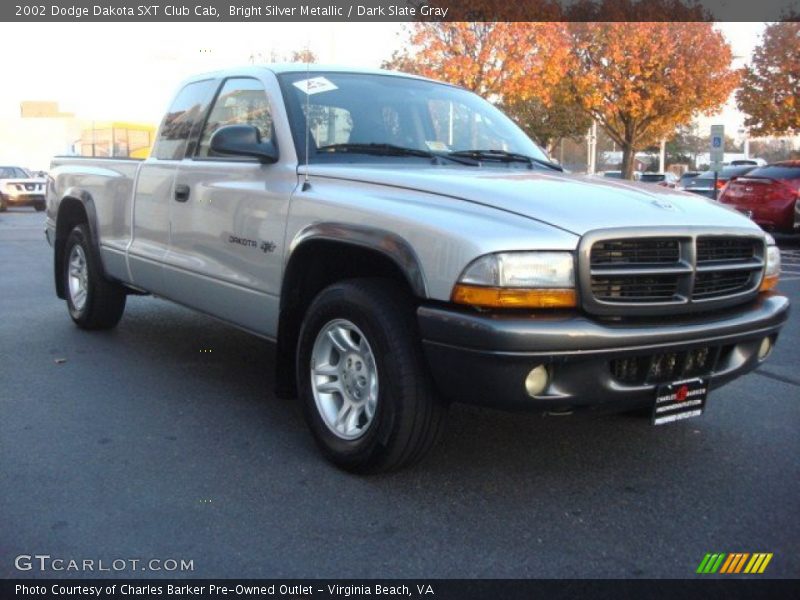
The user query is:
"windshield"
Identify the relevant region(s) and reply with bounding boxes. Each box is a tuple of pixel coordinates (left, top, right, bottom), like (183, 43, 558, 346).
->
(696, 166, 754, 180)
(0, 167, 29, 178)
(278, 71, 550, 165)
(745, 165, 800, 180)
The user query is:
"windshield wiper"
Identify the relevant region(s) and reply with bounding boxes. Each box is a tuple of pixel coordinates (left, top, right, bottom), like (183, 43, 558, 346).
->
(316, 143, 478, 166)
(448, 149, 563, 172)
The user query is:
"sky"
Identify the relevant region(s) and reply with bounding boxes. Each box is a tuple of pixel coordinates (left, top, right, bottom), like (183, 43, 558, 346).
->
(0, 21, 767, 137)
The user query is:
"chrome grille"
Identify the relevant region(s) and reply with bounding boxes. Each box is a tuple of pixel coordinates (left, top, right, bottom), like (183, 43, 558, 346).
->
(591, 238, 679, 265)
(693, 270, 754, 299)
(579, 229, 765, 316)
(592, 274, 678, 302)
(697, 237, 758, 263)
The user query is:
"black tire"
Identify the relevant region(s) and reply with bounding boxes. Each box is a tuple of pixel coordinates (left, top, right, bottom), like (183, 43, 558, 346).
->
(63, 224, 126, 330)
(0, 195, 7, 212)
(34, 202, 45, 212)
(297, 278, 447, 473)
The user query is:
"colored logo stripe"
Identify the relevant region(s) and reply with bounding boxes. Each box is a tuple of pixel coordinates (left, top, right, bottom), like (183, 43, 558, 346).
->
(697, 553, 725, 573)
(697, 553, 773, 574)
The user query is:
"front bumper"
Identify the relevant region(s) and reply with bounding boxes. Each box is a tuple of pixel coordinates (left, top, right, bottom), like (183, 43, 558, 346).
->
(4, 193, 44, 206)
(418, 293, 790, 413)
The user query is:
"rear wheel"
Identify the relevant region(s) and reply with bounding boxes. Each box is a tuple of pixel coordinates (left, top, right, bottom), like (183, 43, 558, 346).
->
(0, 195, 7, 212)
(297, 278, 447, 473)
(63, 224, 126, 329)
(34, 201, 45, 212)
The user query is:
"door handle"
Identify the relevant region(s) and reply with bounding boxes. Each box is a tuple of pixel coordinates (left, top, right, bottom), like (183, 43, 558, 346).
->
(174, 184, 190, 202)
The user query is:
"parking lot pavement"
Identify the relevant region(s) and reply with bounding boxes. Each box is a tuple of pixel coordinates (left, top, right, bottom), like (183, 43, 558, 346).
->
(778, 245, 800, 282)
(1, 208, 799, 579)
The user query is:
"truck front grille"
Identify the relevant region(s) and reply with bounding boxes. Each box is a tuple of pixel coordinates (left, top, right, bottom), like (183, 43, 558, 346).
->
(591, 274, 678, 302)
(580, 230, 765, 316)
(591, 238, 679, 265)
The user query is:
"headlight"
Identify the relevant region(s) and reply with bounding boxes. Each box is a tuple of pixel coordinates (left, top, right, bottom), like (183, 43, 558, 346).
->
(452, 251, 576, 308)
(760, 237, 780, 292)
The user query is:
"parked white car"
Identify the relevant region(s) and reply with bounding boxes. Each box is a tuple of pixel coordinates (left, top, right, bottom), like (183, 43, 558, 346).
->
(0, 165, 46, 211)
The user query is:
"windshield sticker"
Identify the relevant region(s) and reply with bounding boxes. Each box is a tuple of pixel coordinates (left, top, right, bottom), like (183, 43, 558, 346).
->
(293, 77, 338, 95)
(425, 140, 450, 152)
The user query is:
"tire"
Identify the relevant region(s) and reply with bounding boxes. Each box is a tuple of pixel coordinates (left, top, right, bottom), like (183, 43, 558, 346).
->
(297, 278, 447, 473)
(63, 224, 126, 329)
(0, 195, 7, 212)
(34, 202, 45, 212)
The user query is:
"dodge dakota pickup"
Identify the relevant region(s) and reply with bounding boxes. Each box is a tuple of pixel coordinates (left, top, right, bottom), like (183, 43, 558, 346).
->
(46, 65, 789, 472)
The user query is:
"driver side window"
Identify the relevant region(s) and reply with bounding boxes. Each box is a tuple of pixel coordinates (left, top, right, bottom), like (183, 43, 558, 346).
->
(197, 78, 273, 158)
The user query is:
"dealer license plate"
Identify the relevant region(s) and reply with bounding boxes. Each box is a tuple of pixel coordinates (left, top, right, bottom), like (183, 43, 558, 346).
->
(652, 378, 708, 426)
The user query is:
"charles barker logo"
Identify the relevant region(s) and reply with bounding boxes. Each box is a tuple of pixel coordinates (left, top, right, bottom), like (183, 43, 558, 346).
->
(696, 552, 773, 574)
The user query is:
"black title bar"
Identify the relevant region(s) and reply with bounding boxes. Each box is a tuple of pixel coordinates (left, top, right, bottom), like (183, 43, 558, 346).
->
(3, 579, 800, 600)
(3, 0, 799, 22)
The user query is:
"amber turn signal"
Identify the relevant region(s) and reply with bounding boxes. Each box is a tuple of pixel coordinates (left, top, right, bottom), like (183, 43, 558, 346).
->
(759, 274, 779, 292)
(452, 284, 577, 309)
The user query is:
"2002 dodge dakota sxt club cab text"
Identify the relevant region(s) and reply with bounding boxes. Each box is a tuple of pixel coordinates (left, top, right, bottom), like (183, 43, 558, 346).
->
(45, 65, 789, 472)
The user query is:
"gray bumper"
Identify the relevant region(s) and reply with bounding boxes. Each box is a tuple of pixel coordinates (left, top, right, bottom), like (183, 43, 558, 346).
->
(418, 294, 790, 412)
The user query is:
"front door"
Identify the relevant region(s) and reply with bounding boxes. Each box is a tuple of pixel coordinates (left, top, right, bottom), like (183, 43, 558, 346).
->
(163, 77, 295, 338)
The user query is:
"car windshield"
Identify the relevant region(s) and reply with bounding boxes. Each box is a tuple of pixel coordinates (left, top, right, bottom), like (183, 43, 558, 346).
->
(278, 71, 550, 166)
(696, 166, 754, 180)
(744, 164, 800, 180)
(0, 167, 28, 178)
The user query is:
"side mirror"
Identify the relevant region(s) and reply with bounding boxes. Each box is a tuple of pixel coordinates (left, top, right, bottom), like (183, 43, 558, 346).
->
(208, 124, 278, 164)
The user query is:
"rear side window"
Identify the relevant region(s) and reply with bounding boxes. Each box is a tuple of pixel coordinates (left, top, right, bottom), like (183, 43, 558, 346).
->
(745, 165, 800, 180)
(196, 78, 273, 158)
(153, 80, 216, 160)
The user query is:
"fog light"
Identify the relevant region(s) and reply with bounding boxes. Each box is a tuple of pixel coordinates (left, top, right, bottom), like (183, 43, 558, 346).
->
(757, 337, 773, 361)
(525, 365, 549, 397)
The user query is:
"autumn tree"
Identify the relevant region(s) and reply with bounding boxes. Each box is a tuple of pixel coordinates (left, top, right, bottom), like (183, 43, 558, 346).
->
(564, 22, 738, 178)
(382, 23, 569, 103)
(382, 22, 579, 152)
(501, 89, 591, 153)
(736, 22, 800, 137)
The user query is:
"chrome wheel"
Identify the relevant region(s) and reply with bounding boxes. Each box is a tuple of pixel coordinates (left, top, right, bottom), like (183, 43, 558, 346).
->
(67, 244, 88, 312)
(310, 319, 379, 440)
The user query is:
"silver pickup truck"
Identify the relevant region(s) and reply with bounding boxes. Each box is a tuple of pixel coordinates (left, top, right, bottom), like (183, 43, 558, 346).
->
(46, 65, 789, 472)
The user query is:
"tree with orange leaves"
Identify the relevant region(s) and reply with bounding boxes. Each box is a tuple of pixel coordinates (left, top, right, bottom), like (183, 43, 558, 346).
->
(382, 22, 569, 104)
(736, 22, 800, 137)
(565, 22, 738, 178)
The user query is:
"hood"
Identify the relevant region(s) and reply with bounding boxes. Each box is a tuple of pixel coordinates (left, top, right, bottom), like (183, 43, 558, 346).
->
(306, 164, 758, 236)
(1, 178, 45, 187)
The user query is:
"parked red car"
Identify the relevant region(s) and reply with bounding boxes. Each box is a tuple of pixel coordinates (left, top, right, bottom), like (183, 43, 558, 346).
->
(718, 161, 800, 233)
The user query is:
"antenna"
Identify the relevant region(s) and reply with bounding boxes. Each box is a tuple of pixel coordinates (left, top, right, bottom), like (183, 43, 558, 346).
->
(302, 43, 311, 192)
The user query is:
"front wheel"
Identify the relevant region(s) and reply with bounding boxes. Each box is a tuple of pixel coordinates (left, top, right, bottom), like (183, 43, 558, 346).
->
(297, 278, 447, 473)
(63, 224, 127, 329)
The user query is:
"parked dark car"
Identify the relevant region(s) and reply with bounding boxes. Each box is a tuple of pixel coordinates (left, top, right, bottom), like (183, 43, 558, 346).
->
(717, 161, 800, 233)
(676, 171, 700, 190)
(682, 166, 756, 199)
(640, 172, 679, 187)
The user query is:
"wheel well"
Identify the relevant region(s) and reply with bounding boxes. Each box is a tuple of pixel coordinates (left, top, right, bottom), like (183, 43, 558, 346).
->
(275, 240, 420, 398)
(54, 198, 89, 299)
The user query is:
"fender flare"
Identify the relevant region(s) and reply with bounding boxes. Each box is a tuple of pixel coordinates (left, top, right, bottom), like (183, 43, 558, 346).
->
(286, 222, 428, 299)
(54, 189, 105, 298)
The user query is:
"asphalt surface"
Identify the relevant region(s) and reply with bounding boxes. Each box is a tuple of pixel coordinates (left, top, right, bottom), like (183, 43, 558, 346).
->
(1, 208, 799, 579)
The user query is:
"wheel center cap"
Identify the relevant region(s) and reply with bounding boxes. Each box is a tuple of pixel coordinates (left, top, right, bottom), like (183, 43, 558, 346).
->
(341, 353, 368, 401)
